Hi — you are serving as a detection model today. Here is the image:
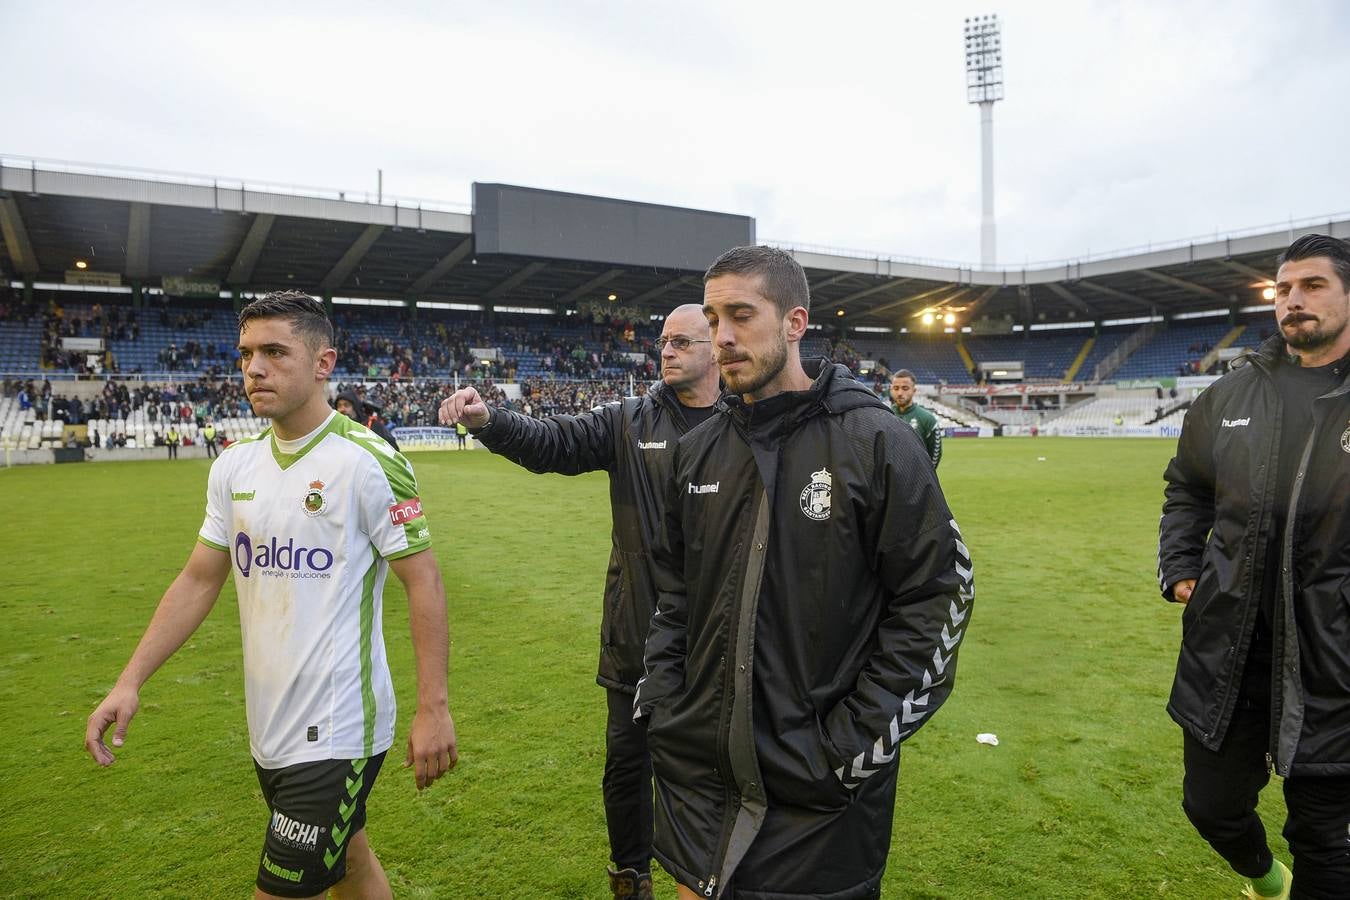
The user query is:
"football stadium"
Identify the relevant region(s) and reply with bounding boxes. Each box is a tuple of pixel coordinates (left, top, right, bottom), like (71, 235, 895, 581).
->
(5, 7, 1350, 900)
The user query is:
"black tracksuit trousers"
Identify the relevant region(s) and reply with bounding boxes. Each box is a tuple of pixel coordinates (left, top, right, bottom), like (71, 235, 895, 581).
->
(604, 687, 653, 873)
(1182, 640, 1350, 899)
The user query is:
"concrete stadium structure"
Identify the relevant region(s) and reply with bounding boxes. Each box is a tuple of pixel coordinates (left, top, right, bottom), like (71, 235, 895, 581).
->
(5, 156, 1348, 333)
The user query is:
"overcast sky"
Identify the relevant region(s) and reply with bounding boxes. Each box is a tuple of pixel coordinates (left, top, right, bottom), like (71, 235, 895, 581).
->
(4, 0, 1347, 268)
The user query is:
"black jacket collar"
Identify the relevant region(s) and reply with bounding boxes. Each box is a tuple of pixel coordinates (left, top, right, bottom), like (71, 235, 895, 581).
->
(722, 357, 886, 440)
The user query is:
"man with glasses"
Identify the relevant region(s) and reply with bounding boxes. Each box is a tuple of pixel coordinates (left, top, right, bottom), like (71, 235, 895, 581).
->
(439, 303, 720, 900)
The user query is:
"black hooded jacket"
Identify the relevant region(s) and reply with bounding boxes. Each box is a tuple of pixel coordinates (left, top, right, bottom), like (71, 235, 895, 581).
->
(473, 381, 710, 693)
(636, 361, 973, 899)
(336, 390, 400, 452)
(1160, 334, 1350, 776)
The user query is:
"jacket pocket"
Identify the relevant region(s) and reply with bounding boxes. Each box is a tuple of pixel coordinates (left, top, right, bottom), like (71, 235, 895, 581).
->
(760, 713, 854, 812)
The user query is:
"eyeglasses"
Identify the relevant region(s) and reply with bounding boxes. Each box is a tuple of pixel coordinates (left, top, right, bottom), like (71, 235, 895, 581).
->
(655, 337, 712, 352)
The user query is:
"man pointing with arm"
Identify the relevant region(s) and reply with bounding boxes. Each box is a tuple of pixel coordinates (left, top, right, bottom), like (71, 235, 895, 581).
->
(439, 303, 720, 900)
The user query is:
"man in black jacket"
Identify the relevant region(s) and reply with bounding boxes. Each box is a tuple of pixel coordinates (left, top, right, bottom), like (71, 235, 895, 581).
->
(336, 389, 401, 451)
(1159, 234, 1350, 899)
(637, 246, 972, 899)
(438, 304, 721, 899)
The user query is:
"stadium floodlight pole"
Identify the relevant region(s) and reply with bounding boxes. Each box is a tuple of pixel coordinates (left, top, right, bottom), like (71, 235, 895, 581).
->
(964, 14, 1004, 268)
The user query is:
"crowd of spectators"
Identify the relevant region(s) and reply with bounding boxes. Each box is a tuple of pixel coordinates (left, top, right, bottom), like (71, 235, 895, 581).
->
(155, 340, 236, 374)
(36, 302, 132, 373)
(2, 374, 253, 427)
(333, 314, 480, 380)
(331, 313, 658, 382)
(516, 378, 633, 416)
(0, 285, 41, 323)
(333, 375, 637, 428)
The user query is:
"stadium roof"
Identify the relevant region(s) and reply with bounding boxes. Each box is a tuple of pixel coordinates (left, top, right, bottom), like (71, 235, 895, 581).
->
(4, 156, 1348, 329)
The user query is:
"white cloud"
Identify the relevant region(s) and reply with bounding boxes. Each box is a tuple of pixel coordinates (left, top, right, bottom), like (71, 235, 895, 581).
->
(4, 0, 1347, 266)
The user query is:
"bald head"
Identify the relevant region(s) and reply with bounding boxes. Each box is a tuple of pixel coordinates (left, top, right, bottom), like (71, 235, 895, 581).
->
(659, 302, 719, 401)
(666, 304, 710, 338)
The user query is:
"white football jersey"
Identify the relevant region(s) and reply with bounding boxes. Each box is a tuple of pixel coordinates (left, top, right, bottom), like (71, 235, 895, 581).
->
(198, 411, 432, 768)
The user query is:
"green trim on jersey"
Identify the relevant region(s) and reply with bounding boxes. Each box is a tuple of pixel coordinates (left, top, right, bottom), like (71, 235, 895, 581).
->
(333, 414, 432, 552)
(220, 428, 268, 454)
(197, 535, 228, 552)
(383, 544, 430, 561)
(270, 415, 345, 471)
(360, 546, 379, 757)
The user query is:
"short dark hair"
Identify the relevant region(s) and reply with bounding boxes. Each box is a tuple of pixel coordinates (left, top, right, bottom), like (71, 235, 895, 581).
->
(704, 245, 810, 316)
(892, 369, 916, 383)
(1276, 234, 1350, 290)
(238, 291, 334, 351)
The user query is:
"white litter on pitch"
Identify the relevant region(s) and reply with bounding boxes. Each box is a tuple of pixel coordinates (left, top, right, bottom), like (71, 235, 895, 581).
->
(976, 733, 1000, 746)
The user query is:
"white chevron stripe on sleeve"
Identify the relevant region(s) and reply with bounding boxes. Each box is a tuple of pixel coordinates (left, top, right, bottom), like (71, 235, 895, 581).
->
(835, 518, 974, 790)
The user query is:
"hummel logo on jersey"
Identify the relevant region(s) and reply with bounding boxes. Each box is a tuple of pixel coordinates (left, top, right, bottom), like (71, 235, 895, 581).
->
(1222, 417, 1251, 428)
(688, 481, 720, 495)
(638, 440, 667, 450)
(232, 490, 256, 501)
(270, 811, 322, 851)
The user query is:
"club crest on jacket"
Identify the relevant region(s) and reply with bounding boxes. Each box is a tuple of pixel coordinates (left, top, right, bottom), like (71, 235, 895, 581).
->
(800, 468, 832, 521)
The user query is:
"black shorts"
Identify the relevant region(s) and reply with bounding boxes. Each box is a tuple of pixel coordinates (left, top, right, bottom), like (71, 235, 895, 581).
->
(253, 753, 386, 897)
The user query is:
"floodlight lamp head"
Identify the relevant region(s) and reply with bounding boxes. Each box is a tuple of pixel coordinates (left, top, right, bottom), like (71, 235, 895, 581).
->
(963, 12, 1005, 104)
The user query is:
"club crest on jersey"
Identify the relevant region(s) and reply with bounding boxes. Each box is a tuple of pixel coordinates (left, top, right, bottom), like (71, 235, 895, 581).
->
(302, 479, 328, 517)
(800, 468, 832, 521)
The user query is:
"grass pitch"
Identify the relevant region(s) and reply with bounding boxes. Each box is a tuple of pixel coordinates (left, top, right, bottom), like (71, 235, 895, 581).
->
(0, 438, 1290, 898)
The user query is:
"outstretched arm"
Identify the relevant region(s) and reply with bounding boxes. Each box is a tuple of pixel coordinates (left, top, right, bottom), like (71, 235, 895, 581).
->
(390, 549, 458, 791)
(84, 541, 231, 766)
(439, 386, 621, 475)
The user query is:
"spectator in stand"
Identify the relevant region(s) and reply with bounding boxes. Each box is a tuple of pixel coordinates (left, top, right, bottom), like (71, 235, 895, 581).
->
(335, 390, 400, 451)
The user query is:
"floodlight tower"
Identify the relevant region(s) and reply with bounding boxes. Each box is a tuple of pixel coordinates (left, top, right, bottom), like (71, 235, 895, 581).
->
(964, 14, 1004, 268)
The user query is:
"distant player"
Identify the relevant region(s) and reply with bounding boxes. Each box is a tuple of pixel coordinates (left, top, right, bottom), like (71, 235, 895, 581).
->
(85, 291, 457, 899)
(889, 369, 942, 468)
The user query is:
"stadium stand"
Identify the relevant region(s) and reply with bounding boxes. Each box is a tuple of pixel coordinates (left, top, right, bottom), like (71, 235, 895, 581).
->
(1111, 321, 1234, 379)
(923, 396, 992, 430)
(1073, 327, 1132, 380)
(962, 331, 1090, 382)
(1045, 391, 1167, 430)
(842, 334, 974, 384)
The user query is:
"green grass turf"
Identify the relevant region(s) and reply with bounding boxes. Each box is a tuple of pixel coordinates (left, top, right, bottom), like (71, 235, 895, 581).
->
(0, 438, 1291, 898)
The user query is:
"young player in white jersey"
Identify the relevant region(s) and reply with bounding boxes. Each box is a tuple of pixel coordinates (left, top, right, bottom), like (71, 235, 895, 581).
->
(85, 291, 457, 899)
